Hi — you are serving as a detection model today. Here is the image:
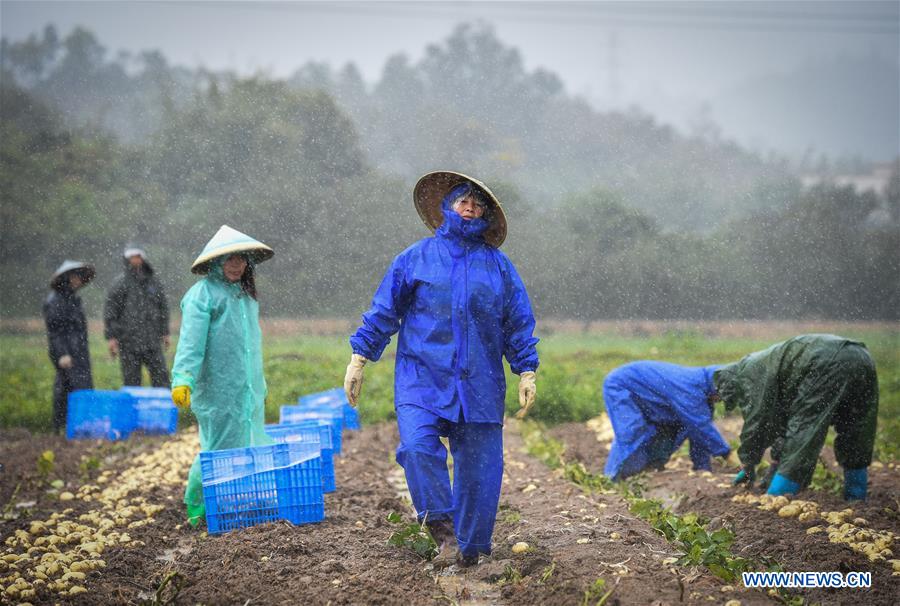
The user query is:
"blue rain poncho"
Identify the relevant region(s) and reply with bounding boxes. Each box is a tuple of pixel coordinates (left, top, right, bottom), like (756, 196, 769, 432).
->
(172, 258, 271, 511)
(604, 361, 730, 480)
(349, 195, 539, 423)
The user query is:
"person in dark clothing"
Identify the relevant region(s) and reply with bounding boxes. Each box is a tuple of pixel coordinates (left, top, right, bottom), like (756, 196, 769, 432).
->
(715, 334, 878, 500)
(43, 260, 96, 434)
(104, 247, 170, 387)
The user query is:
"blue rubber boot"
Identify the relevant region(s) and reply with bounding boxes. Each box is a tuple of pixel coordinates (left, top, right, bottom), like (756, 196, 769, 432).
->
(843, 468, 868, 501)
(766, 473, 800, 496)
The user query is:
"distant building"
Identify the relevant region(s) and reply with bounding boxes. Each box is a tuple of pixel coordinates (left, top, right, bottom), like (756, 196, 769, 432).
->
(800, 161, 896, 197)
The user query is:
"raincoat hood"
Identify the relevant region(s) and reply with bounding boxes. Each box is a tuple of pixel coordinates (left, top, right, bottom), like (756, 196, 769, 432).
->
(50, 260, 95, 290)
(206, 256, 255, 298)
(191, 225, 273, 274)
(435, 186, 491, 246)
(122, 245, 154, 275)
(413, 171, 507, 248)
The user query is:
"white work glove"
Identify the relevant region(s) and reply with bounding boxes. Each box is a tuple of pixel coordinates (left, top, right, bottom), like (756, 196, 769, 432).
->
(343, 353, 368, 407)
(58, 355, 74, 370)
(515, 371, 537, 419)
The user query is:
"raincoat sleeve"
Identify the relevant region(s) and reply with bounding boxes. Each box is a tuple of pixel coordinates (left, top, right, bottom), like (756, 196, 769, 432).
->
(171, 284, 212, 391)
(500, 257, 539, 374)
(43, 297, 69, 365)
(685, 420, 731, 470)
(103, 277, 126, 340)
(349, 252, 414, 362)
(716, 350, 782, 470)
(681, 410, 731, 466)
(688, 438, 711, 471)
(736, 396, 775, 469)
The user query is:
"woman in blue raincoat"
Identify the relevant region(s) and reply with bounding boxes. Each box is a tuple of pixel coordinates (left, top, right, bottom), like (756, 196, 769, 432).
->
(344, 171, 539, 567)
(603, 361, 730, 481)
(171, 225, 274, 525)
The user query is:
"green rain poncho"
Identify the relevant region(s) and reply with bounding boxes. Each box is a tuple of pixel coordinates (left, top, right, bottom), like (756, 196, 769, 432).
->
(714, 334, 878, 487)
(172, 258, 271, 517)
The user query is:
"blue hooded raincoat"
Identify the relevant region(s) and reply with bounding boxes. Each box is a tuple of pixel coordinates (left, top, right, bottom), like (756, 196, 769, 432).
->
(350, 186, 539, 557)
(349, 191, 539, 422)
(603, 361, 730, 480)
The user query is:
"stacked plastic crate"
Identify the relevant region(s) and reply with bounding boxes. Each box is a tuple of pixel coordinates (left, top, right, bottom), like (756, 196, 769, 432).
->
(265, 422, 336, 492)
(66, 390, 137, 440)
(297, 387, 360, 430)
(119, 386, 178, 434)
(200, 440, 325, 534)
(279, 404, 344, 455)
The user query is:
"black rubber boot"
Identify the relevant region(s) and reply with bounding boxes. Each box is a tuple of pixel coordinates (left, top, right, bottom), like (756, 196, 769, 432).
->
(426, 519, 457, 569)
(456, 552, 480, 568)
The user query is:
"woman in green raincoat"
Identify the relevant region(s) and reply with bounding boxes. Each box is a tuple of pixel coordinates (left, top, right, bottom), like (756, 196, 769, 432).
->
(171, 225, 274, 525)
(714, 334, 878, 500)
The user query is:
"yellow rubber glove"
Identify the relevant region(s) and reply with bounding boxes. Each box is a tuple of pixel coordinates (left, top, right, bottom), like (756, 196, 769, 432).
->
(515, 371, 537, 419)
(172, 385, 191, 409)
(343, 354, 367, 407)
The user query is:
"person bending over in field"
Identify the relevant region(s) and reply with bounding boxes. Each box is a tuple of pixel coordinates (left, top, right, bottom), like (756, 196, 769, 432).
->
(717, 334, 878, 501)
(344, 171, 539, 568)
(603, 361, 731, 481)
(170, 225, 274, 526)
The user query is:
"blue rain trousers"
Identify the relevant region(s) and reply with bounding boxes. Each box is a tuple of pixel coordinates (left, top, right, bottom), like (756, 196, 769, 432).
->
(604, 361, 730, 480)
(396, 403, 503, 558)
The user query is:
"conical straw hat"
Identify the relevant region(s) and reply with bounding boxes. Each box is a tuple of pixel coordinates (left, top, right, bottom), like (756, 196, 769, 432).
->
(191, 225, 274, 274)
(413, 171, 507, 248)
(50, 260, 95, 289)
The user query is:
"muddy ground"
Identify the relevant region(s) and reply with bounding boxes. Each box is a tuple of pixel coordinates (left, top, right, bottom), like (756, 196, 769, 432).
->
(549, 421, 900, 606)
(2, 420, 897, 605)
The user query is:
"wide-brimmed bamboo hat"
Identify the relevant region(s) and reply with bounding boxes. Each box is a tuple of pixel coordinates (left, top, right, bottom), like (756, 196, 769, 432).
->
(50, 260, 95, 289)
(191, 225, 274, 274)
(413, 171, 507, 248)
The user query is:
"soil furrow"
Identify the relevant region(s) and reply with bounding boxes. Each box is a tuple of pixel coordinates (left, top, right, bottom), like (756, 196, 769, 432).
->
(549, 420, 900, 606)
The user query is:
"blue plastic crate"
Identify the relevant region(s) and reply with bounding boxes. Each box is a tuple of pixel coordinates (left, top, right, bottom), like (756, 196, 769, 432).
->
(265, 422, 336, 492)
(120, 386, 178, 435)
(66, 390, 137, 440)
(298, 388, 360, 430)
(200, 442, 324, 534)
(279, 405, 343, 455)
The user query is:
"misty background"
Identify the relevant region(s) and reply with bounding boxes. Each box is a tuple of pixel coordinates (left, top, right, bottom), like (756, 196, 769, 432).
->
(1, 1, 898, 321)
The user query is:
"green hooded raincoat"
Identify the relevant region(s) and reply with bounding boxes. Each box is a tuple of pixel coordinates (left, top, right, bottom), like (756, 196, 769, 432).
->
(713, 334, 878, 487)
(172, 259, 270, 511)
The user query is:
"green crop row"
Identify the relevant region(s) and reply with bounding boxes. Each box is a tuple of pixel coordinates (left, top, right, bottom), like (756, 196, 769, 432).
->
(2, 329, 898, 461)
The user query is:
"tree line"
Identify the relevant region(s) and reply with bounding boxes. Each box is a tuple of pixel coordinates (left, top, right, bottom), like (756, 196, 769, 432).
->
(1, 24, 897, 321)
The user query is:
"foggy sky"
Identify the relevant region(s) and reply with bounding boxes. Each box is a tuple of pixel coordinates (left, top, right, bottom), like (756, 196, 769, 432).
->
(3, 1, 898, 159)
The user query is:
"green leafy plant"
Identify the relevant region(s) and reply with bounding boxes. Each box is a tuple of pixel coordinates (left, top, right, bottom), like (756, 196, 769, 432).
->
(502, 510, 522, 524)
(79, 454, 101, 479)
(628, 498, 752, 582)
(36, 449, 55, 481)
(524, 419, 758, 584)
(539, 562, 556, 584)
(809, 459, 843, 495)
(386, 511, 438, 560)
(497, 564, 523, 586)
(581, 577, 614, 606)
